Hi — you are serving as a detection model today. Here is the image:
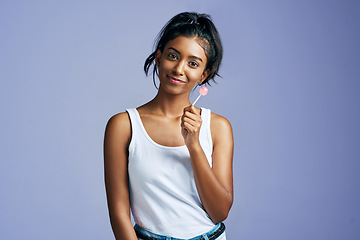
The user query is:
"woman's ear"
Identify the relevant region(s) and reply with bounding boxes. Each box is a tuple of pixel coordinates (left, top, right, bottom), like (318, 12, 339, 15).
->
(199, 69, 210, 83)
(155, 49, 162, 66)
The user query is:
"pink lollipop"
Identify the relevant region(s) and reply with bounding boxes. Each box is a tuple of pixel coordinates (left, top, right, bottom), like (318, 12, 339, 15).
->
(192, 86, 208, 105)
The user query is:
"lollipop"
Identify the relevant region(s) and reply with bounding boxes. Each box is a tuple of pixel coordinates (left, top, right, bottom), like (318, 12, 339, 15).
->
(192, 86, 208, 105)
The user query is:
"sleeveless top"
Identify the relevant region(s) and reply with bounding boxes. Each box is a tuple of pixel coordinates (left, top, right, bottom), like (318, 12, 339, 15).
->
(126, 108, 215, 239)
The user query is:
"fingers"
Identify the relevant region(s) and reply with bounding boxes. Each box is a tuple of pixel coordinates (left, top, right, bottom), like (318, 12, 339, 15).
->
(181, 106, 202, 134)
(181, 119, 199, 134)
(183, 105, 201, 121)
(183, 105, 200, 115)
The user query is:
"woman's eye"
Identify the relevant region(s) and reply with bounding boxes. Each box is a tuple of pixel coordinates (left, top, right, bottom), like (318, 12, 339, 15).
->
(189, 61, 199, 68)
(168, 53, 178, 60)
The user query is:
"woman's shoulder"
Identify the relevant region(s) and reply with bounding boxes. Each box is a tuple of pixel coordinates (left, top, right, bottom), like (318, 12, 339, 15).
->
(107, 111, 130, 126)
(105, 112, 132, 139)
(210, 111, 232, 129)
(209, 111, 233, 143)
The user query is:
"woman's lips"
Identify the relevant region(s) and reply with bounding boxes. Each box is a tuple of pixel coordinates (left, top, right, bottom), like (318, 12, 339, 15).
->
(168, 76, 185, 85)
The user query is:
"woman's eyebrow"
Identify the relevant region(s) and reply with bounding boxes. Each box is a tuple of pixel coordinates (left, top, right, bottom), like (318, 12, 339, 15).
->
(168, 47, 203, 62)
(168, 47, 180, 54)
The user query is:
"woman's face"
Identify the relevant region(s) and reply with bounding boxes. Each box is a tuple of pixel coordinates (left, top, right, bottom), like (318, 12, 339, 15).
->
(155, 36, 209, 95)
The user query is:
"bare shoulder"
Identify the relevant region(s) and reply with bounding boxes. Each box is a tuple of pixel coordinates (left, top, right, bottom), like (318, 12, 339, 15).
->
(104, 112, 132, 145)
(106, 112, 131, 127)
(210, 112, 233, 133)
(210, 112, 233, 145)
(210, 112, 232, 126)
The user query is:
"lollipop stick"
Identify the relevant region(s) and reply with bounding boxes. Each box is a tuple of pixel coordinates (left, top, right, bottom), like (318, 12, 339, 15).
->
(192, 95, 201, 105)
(192, 86, 208, 106)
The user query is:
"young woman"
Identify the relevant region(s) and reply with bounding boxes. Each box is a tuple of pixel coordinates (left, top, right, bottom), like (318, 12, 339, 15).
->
(104, 12, 234, 240)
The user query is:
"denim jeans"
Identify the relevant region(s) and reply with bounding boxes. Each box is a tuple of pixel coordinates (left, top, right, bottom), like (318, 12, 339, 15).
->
(134, 222, 226, 240)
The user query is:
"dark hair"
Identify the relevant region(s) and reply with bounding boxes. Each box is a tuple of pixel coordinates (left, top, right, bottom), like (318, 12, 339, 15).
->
(144, 12, 223, 86)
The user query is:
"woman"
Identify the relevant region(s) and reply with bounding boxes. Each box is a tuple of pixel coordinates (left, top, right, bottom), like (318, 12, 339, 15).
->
(104, 12, 234, 240)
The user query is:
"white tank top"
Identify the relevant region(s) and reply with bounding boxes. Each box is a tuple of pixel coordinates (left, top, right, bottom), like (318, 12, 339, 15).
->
(126, 108, 215, 239)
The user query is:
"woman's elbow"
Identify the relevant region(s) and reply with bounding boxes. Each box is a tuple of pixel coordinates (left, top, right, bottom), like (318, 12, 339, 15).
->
(211, 199, 233, 223)
(211, 209, 230, 223)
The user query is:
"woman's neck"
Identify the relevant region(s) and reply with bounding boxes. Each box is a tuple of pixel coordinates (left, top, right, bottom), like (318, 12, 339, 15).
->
(142, 90, 192, 118)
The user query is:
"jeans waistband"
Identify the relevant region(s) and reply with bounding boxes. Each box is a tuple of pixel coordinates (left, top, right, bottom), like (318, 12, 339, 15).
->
(134, 222, 225, 240)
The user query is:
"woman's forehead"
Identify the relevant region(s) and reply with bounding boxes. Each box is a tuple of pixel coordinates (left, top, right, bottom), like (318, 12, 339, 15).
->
(164, 36, 208, 59)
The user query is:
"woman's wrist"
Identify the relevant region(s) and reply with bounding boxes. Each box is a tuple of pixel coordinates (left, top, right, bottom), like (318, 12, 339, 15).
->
(186, 140, 202, 153)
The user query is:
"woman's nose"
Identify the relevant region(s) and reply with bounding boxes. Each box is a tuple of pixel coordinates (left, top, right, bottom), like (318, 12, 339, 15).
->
(173, 61, 185, 75)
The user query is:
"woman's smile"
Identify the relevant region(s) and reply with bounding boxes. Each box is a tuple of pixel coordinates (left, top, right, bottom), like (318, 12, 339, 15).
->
(168, 75, 186, 85)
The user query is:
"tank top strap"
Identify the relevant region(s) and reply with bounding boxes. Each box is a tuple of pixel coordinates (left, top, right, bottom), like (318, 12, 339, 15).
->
(126, 108, 144, 155)
(126, 108, 140, 135)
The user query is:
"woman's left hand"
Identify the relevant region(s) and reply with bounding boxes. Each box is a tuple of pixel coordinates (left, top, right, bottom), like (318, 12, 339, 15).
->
(181, 105, 202, 147)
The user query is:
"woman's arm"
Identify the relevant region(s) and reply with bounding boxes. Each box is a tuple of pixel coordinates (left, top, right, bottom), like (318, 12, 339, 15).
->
(104, 112, 138, 240)
(182, 105, 234, 223)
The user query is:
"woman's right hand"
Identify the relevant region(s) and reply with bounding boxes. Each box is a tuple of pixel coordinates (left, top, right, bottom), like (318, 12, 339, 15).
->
(181, 105, 203, 148)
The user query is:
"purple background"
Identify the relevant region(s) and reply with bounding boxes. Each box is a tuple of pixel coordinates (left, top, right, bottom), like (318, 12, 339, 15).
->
(1, 0, 359, 239)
